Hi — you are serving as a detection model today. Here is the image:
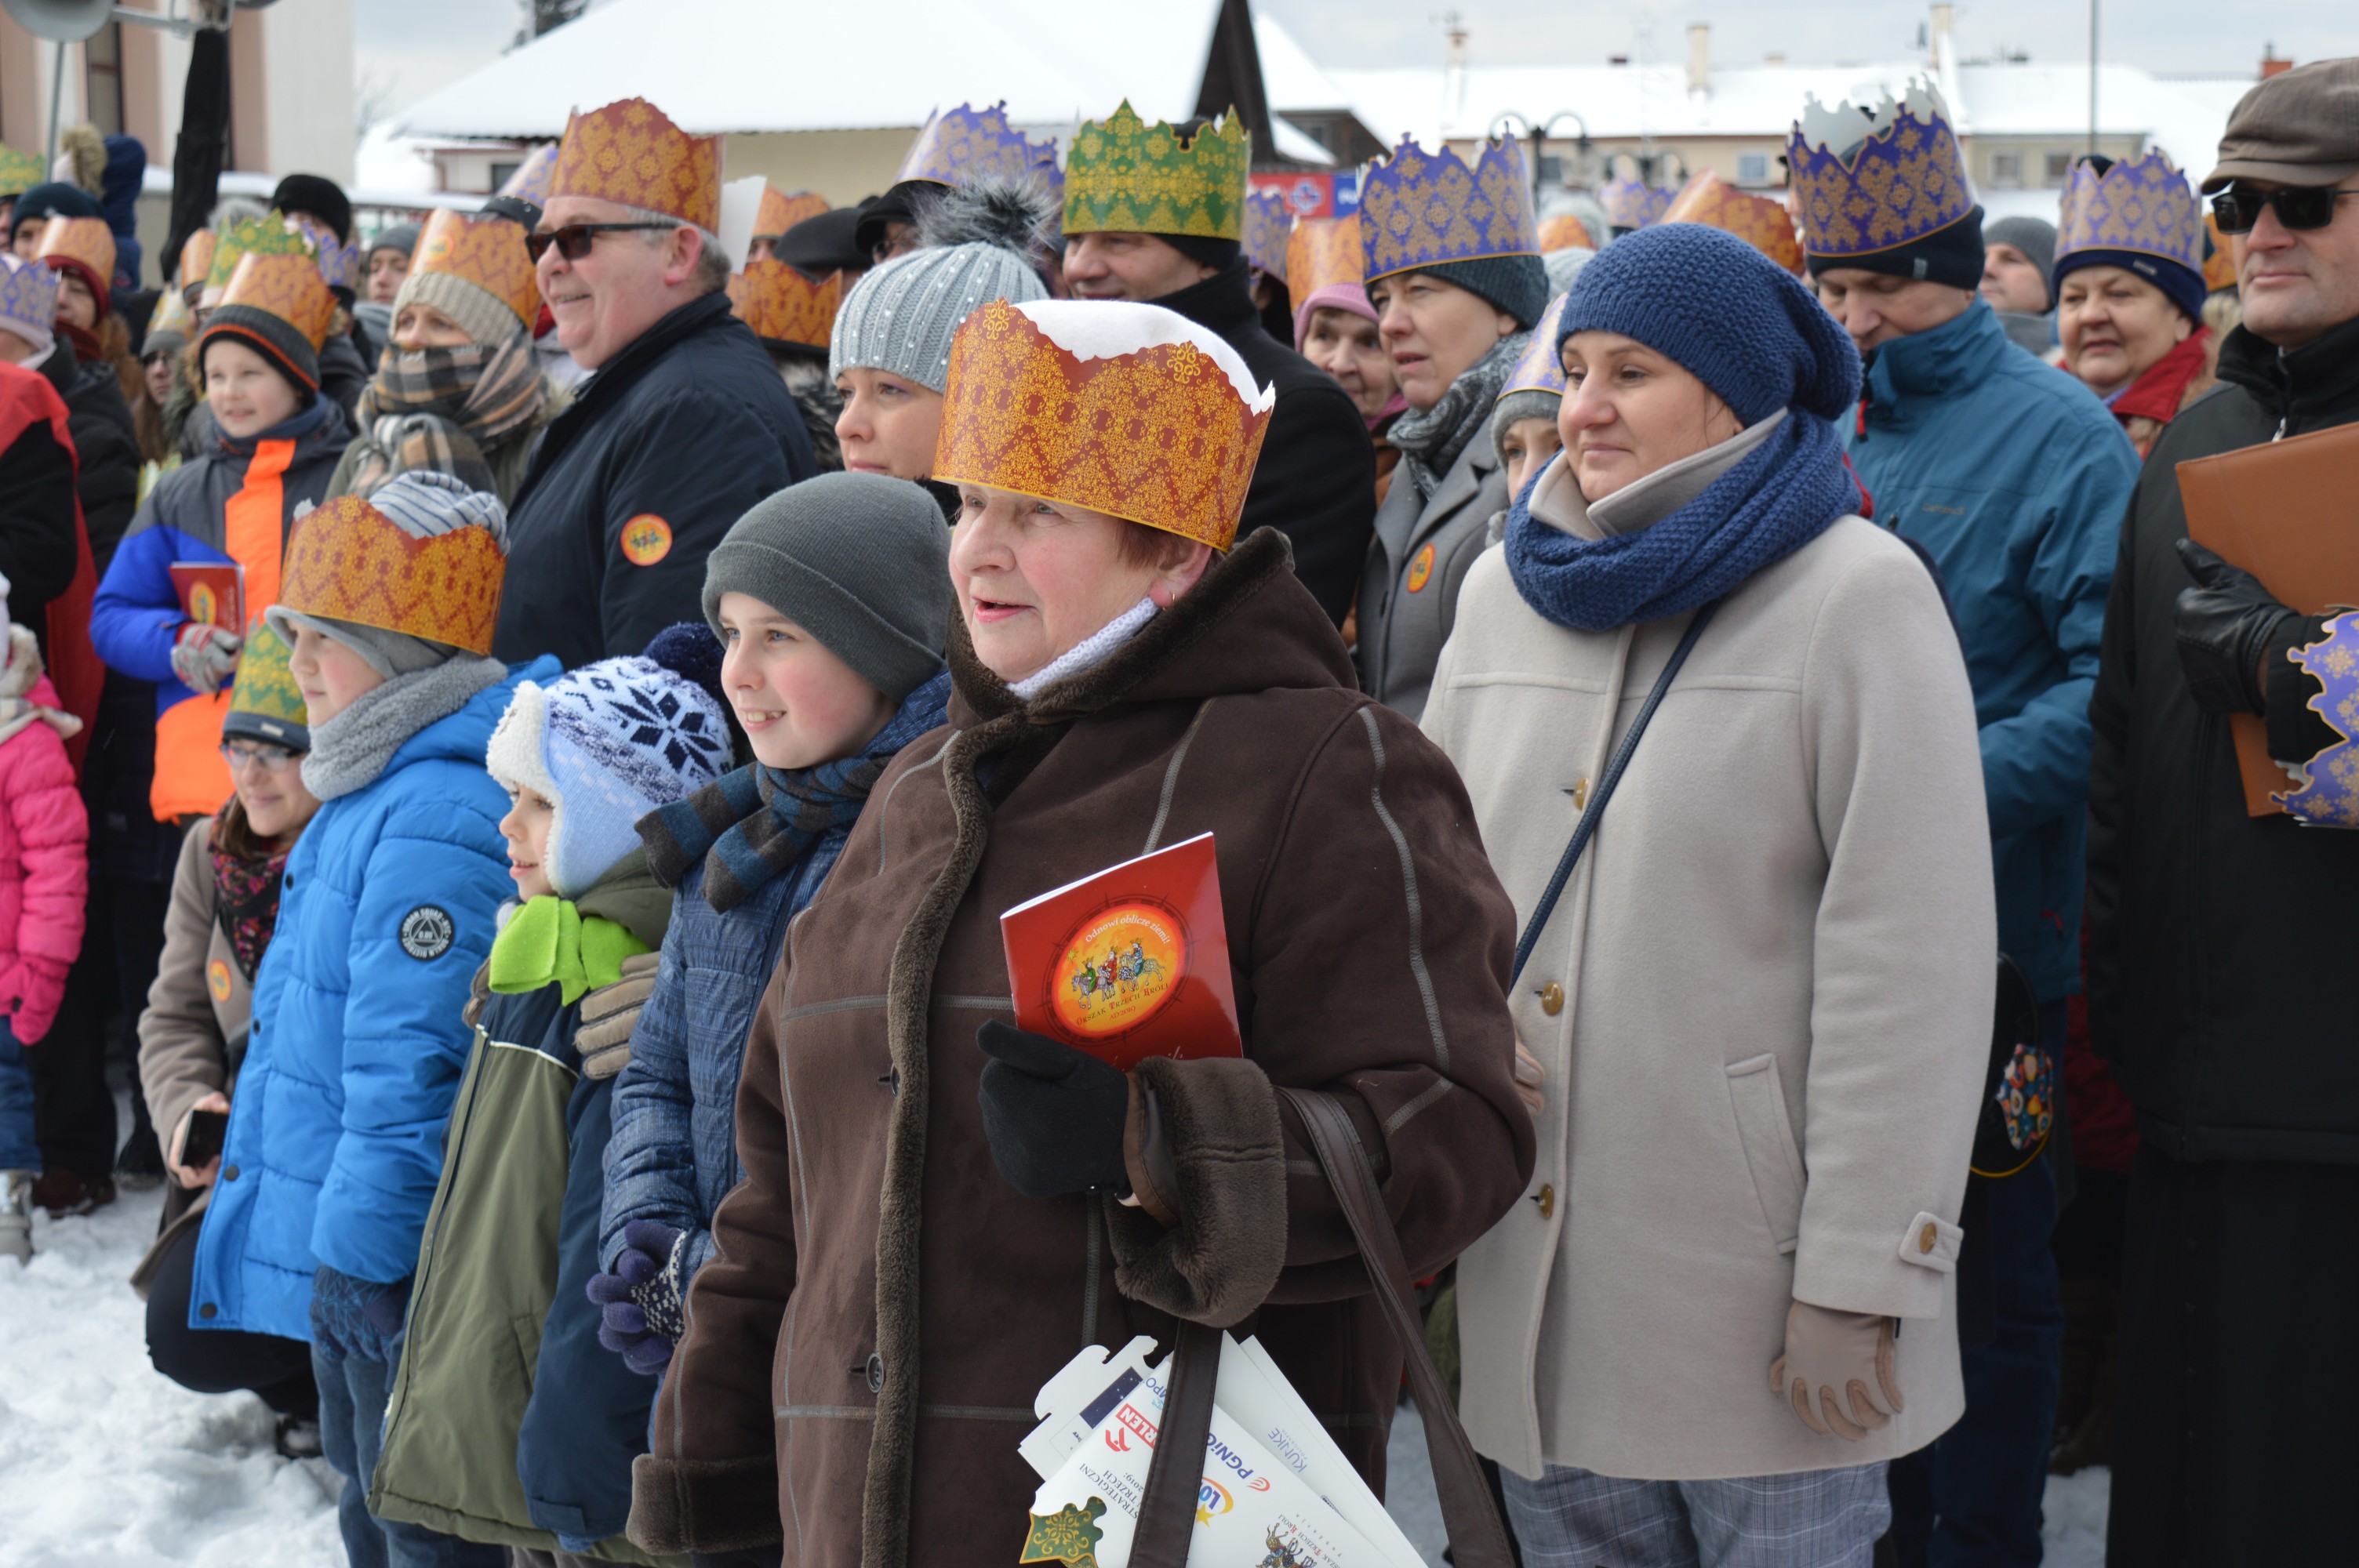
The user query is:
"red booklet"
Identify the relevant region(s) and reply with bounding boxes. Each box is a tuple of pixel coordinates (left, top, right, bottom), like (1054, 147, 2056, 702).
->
(169, 561, 245, 633)
(999, 832, 1241, 1070)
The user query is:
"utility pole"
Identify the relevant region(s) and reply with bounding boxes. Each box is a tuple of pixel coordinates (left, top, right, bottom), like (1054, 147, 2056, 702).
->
(2088, 0, 2100, 156)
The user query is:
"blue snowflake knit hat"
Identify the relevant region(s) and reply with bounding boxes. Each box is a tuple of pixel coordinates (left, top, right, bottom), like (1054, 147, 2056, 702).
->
(485, 655, 735, 898)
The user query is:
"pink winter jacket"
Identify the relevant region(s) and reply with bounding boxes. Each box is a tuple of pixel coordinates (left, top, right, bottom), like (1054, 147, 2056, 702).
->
(0, 625, 88, 1043)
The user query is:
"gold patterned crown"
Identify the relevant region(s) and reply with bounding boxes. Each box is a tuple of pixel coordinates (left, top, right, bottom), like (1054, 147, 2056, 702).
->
(1063, 101, 1249, 242)
(278, 494, 506, 655)
(1500, 291, 1572, 401)
(934, 299, 1274, 550)
(225, 622, 308, 735)
(755, 186, 829, 241)
(551, 97, 722, 233)
(413, 208, 541, 328)
(204, 213, 318, 302)
(1358, 132, 1542, 283)
(896, 102, 1060, 190)
(499, 143, 560, 208)
(212, 252, 336, 350)
(35, 216, 115, 292)
(0, 143, 42, 198)
(1787, 81, 1974, 260)
(1286, 215, 1364, 299)
(1539, 212, 1597, 251)
(179, 230, 216, 291)
(2056, 149, 2203, 277)
(1662, 171, 1805, 274)
(1241, 189, 1292, 278)
(727, 260, 841, 350)
(1599, 175, 1673, 230)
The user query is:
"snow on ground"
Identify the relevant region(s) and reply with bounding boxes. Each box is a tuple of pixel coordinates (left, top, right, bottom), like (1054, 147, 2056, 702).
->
(0, 1186, 341, 1568)
(0, 1185, 2108, 1567)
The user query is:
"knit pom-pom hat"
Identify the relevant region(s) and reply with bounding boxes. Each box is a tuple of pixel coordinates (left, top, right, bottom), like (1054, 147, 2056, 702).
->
(1560, 223, 1860, 426)
(485, 654, 735, 898)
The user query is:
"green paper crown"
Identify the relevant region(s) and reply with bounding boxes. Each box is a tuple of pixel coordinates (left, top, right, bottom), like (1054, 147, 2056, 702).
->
(205, 213, 318, 294)
(226, 622, 308, 736)
(0, 144, 42, 199)
(1063, 101, 1249, 241)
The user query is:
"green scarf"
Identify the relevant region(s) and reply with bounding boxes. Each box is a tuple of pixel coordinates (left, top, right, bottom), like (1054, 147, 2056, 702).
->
(488, 896, 652, 1006)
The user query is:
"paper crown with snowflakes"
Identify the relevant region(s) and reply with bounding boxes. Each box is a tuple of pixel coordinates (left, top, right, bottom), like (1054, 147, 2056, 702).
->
(550, 97, 722, 234)
(933, 299, 1275, 550)
(1241, 188, 1292, 279)
(1599, 174, 1672, 232)
(1358, 132, 1542, 284)
(1661, 170, 1805, 274)
(413, 207, 542, 329)
(203, 212, 318, 304)
(727, 260, 841, 351)
(2056, 149, 2204, 278)
(896, 102, 1061, 192)
(1787, 81, 1975, 260)
(754, 185, 830, 241)
(273, 484, 507, 656)
(35, 216, 115, 301)
(1063, 101, 1249, 241)
(1500, 291, 1573, 401)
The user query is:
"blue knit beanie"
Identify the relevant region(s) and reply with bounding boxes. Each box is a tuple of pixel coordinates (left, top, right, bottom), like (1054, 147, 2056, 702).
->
(2052, 249, 2208, 325)
(1560, 223, 1860, 426)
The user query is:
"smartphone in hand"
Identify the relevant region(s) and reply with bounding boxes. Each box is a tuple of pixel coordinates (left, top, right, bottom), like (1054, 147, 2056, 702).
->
(181, 1108, 229, 1169)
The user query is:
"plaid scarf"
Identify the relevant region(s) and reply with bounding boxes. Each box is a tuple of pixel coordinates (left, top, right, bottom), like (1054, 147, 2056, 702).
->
(343, 332, 545, 499)
(1390, 330, 1528, 500)
(210, 807, 292, 981)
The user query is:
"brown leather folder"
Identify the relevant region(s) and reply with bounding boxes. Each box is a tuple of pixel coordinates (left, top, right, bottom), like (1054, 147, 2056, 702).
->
(2177, 419, 2359, 815)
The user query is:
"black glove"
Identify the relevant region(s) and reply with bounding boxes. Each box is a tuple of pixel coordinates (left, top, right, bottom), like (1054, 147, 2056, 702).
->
(975, 1021, 1130, 1199)
(2175, 539, 2299, 714)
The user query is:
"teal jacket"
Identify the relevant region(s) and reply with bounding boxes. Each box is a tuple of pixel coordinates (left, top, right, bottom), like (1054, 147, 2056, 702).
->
(1846, 302, 2139, 1001)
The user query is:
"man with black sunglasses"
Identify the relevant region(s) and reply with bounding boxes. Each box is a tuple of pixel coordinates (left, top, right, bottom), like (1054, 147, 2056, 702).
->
(2088, 56, 2359, 1566)
(491, 97, 816, 671)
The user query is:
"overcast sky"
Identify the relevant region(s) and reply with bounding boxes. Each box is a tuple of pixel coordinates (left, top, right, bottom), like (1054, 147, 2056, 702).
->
(357, 0, 2359, 116)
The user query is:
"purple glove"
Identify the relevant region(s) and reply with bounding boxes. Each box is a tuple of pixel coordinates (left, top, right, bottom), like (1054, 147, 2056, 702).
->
(586, 1219, 685, 1377)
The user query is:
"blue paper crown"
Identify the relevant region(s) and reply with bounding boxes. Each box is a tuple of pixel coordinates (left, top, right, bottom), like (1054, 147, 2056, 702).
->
(896, 101, 1061, 192)
(0, 256, 60, 342)
(1242, 189, 1292, 279)
(1787, 81, 1974, 259)
(1359, 132, 1541, 283)
(2056, 149, 2202, 275)
(1599, 176, 1672, 231)
(1499, 291, 1572, 400)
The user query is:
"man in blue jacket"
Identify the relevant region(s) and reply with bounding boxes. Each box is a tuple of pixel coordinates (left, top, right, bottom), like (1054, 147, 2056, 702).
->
(491, 97, 815, 671)
(1792, 84, 2139, 1568)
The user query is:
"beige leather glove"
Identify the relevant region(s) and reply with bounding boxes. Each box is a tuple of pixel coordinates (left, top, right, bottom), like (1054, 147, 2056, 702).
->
(578, 950, 663, 1080)
(1768, 1300, 1903, 1440)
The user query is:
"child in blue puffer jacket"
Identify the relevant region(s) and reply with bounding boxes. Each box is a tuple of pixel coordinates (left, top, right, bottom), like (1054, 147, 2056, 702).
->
(590, 472, 952, 1374)
(186, 470, 552, 1568)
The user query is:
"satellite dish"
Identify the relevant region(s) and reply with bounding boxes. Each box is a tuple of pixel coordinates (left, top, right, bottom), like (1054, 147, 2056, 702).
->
(1, 0, 113, 43)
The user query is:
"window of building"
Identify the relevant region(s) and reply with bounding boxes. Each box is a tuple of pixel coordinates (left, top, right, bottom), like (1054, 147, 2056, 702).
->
(1737, 152, 1769, 185)
(2044, 151, 2074, 187)
(1989, 151, 2023, 187)
(489, 162, 522, 192)
(84, 24, 124, 137)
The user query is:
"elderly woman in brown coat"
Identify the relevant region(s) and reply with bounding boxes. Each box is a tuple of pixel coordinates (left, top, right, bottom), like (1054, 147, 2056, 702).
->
(628, 299, 1535, 1566)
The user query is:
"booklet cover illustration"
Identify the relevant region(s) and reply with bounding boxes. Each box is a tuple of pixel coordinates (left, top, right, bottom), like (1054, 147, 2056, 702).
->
(1000, 832, 1241, 1070)
(169, 561, 245, 633)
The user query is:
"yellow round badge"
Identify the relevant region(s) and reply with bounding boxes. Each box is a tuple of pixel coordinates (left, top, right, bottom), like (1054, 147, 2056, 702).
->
(620, 514, 674, 566)
(1051, 903, 1185, 1042)
(206, 957, 233, 1004)
(188, 583, 218, 626)
(1405, 543, 1435, 593)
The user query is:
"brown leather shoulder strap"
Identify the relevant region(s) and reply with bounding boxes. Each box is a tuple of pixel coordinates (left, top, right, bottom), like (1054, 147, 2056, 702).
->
(1128, 1317, 1222, 1568)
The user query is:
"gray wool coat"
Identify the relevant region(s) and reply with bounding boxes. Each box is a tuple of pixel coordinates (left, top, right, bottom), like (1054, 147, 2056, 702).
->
(1353, 430, 1509, 722)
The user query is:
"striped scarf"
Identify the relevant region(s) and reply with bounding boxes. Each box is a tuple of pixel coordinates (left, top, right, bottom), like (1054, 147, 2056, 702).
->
(343, 331, 545, 499)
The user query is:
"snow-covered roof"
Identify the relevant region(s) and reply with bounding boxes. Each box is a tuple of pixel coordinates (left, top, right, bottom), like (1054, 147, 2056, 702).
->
(1255, 14, 1352, 113)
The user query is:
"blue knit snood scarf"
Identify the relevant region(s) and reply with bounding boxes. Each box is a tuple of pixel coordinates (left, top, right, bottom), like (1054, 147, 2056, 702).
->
(1503, 411, 1855, 633)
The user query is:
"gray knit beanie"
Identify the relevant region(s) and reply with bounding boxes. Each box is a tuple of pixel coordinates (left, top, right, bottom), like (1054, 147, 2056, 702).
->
(827, 240, 1049, 393)
(1983, 216, 2058, 301)
(1492, 387, 1562, 467)
(701, 472, 951, 701)
(1416, 253, 1552, 330)
(392, 264, 527, 349)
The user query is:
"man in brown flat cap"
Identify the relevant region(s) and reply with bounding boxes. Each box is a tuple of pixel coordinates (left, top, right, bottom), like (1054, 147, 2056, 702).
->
(2088, 56, 2359, 1566)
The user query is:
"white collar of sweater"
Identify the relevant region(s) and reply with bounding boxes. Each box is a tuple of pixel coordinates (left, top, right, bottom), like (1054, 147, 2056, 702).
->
(1007, 596, 1159, 702)
(1531, 408, 1787, 543)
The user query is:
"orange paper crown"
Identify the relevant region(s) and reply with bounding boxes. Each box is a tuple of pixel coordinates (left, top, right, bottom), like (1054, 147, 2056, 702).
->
(755, 186, 829, 240)
(413, 208, 541, 328)
(933, 299, 1274, 550)
(1661, 171, 1805, 274)
(36, 216, 116, 291)
(551, 97, 722, 233)
(1285, 215, 1364, 299)
(727, 260, 841, 350)
(214, 252, 336, 350)
(2201, 211, 2238, 293)
(178, 230, 216, 291)
(278, 495, 506, 655)
(1538, 212, 1597, 252)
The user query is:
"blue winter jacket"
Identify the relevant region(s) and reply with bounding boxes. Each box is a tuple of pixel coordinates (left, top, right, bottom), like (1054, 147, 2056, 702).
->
(600, 671, 951, 1279)
(1846, 302, 2139, 1001)
(188, 657, 561, 1341)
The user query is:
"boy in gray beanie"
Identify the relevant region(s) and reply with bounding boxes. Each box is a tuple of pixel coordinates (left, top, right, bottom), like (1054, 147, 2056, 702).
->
(1980, 216, 2059, 354)
(830, 178, 1052, 485)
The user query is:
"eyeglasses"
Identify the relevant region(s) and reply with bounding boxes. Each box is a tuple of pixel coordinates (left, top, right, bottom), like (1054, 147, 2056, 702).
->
(220, 741, 304, 772)
(2209, 184, 2359, 235)
(523, 221, 677, 263)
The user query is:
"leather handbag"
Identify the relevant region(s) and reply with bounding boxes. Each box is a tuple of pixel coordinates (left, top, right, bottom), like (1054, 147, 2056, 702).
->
(1127, 1087, 1516, 1567)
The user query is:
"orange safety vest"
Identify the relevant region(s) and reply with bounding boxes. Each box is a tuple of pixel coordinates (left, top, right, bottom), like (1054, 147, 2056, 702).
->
(151, 439, 293, 821)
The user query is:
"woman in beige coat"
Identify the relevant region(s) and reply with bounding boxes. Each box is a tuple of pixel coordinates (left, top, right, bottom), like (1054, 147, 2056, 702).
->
(133, 628, 322, 1446)
(1422, 225, 1996, 1566)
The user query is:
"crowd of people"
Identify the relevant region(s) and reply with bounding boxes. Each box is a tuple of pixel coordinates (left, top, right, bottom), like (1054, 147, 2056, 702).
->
(0, 48, 2350, 1568)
